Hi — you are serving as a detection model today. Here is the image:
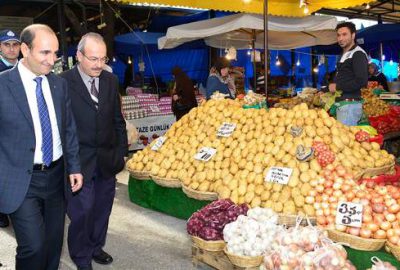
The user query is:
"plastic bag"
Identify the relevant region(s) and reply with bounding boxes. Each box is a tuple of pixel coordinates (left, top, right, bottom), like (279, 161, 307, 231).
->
(367, 256, 398, 270)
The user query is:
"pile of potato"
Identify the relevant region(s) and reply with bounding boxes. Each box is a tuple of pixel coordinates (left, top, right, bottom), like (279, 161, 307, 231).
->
(361, 88, 390, 117)
(127, 99, 395, 215)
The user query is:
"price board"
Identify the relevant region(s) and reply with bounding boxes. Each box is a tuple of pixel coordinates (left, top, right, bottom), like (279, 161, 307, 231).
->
(194, 147, 217, 162)
(265, 167, 293, 185)
(151, 136, 166, 151)
(217, 122, 236, 137)
(336, 201, 363, 228)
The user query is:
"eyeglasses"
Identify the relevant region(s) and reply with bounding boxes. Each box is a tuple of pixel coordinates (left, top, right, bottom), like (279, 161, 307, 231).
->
(81, 52, 109, 64)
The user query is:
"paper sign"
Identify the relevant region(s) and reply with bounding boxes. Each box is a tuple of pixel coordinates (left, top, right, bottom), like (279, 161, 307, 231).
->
(265, 167, 293, 185)
(194, 147, 217, 162)
(151, 136, 166, 151)
(217, 122, 236, 137)
(336, 201, 363, 228)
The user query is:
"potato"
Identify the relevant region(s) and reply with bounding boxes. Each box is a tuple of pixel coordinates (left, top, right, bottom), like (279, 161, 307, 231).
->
(273, 201, 283, 213)
(262, 200, 274, 209)
(294, 195, 305, 207)
(261, 190, 271, 201)
(244, 191, 255, 204)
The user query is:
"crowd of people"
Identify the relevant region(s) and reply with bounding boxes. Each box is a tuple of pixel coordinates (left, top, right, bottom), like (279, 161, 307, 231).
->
(0, 24, 128, 270)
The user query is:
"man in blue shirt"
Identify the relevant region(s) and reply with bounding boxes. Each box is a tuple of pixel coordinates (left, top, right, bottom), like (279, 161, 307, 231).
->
(0, 29, 20, 228)
(0, 29, 20, 72)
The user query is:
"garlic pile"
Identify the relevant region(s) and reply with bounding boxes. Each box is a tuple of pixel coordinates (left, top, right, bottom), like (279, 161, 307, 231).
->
(223, 207, 282, 257)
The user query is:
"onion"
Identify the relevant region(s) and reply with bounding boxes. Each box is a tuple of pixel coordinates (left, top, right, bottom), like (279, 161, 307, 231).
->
(389, 235, 400, 245)
(394, 228, 400, 236)
(363, 214, 372, 223)
(305, 196, 315, 204)
(385, 213, 396, 222)
(388, 204, 400, 214)
(360, 228, 372, 238)
(336, 224, 347, 232)
(367, 223, 379, 232)
(387, 229, 395, 238)
(373, 229, 387, 239)
(346, 192, 355, 201)
(336, 165, 346, 177)
(348, 227, 360, 236)
(372, 203, 385, 214)
(380, 221, 392, 231)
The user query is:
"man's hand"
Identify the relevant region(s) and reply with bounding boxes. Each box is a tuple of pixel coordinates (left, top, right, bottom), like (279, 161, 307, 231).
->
(172, 94, 179, 101)
(328, 83, 336, 93)
(69, 173, 83, 193)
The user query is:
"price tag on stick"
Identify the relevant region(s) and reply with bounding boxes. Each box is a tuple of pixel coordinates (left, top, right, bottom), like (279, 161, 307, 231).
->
(265, 167, 293, 185)
(151, 136, 166, 151)
(336, 201, 363, 228)
(217, 122, 236, 137)
(194, 147, 217, 162)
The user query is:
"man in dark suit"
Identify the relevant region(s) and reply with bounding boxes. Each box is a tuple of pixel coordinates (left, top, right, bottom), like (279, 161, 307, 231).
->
(0, 29, 21, 228)
(0, 24, 83, 270)
(60, 32, 128, 270)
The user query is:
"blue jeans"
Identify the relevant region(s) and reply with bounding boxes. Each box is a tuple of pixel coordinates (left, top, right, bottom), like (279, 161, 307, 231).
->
(336, 102, 363, 126)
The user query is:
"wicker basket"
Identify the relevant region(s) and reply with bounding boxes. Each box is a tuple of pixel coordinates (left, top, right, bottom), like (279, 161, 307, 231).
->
(363, 162, 395, 178)
(357, 162, 395, 179)
(191, 236, 225, 252)
(278, 214, 316, 227)
(327, 230, 386, 251)
(151, 175, 181, 188)
(223, 247, 263, 268)
(386, 241, 400, 261)
(182, 185, 218, 201)
(127, 168, 150, 180)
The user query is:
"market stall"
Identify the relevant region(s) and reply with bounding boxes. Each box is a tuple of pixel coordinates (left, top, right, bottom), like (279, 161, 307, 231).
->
(126, 95, 400, 269)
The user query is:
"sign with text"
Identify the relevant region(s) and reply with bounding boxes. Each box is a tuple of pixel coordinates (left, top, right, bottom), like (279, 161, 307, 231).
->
(336, 201, 363, 228)
(127, 115, 175, 150)
(217, 122, 236, 137)
(265, 167, 293, 185)
(194, 147, 217, 162)
(151, 136, 166, 151)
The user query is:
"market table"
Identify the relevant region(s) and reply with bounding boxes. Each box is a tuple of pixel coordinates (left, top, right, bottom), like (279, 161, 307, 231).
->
(128, 176, 400, 269)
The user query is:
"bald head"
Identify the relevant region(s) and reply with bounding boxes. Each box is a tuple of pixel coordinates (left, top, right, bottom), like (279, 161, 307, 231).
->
(20, 24, 56, 49)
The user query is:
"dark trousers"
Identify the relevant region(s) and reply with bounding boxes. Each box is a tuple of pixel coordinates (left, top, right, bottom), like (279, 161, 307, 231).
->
(66, 168, 116, 267)
(9, 160, 65, 270)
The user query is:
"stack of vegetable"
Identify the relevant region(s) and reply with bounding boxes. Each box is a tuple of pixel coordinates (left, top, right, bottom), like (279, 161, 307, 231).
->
(127, 99, 395, 216)
(223, 207, 281, 257)
(362, 88, 390, 117)
(187, 199, 248, 241)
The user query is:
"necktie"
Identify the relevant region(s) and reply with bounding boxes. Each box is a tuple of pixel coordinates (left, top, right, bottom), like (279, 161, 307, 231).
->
(34, 77, 53, 166)
(90, 78, 99, 108)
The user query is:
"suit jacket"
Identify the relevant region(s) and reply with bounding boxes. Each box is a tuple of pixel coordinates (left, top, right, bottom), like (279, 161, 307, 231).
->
(0, 67, 81, 214)
(60, 67, 128, 181)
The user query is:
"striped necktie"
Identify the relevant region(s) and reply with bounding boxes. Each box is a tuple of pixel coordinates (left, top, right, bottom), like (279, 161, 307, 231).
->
(34, 77, 53, 166)
(90, 78, 99, 108)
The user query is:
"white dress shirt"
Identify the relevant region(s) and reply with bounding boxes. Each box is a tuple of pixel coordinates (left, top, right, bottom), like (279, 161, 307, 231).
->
(18, 60, 63, 164)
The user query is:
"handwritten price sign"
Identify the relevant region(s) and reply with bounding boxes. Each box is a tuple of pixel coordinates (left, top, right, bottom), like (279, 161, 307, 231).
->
(151, 136, 166, 151)
(194, 147, 217, 162)
(336, 201, 363, 228)
(265, 167, 293, 185)
(217, 122, 236, 137)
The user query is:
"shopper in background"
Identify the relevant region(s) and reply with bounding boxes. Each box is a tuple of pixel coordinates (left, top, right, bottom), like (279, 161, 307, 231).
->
(0, 29, 20, 72)
(0, 29, 21, 228)
(368, 62, 389, 91)
(329, 21, 368, 126)
(0, 24, 82, 270)
(60, 32, 128, 270)
(206, 57, 233, 99)
(171, 66, 197, 120)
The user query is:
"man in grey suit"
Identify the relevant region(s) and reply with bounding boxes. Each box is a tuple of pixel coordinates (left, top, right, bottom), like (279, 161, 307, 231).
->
(0, 24, 83, 270)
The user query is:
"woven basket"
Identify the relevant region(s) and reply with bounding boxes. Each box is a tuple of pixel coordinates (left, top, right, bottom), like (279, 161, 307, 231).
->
(191, 236, 225, 252)
(151, 175, 181, 188)
(278, 214, 316, 227)
(223, 247, 263, 268)
(327, 230, 386, 251)
(363, 162, 395, 178)
(182, 185, 218, 201)
(127, 168, 150, 180)
(386, 241, 400, 261)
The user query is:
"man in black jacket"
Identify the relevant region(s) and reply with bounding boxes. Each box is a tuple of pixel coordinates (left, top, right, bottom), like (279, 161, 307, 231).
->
(60, 33, 128, 270)
(329, 22, 368, 126)
(0, 29, 21, 228)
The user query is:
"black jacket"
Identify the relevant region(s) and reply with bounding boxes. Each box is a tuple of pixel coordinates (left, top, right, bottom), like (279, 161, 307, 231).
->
(335, 45, 368, 99)
(60, 67, 128, 180)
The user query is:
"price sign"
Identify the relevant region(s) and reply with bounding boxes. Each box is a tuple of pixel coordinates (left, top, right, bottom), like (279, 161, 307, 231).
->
(149, 105, 160, 113)
(265, 167, 293, 185)
(336, 201, 363, 228)
(217, 122, 236, 137)
(151, 136, 166, 151)
(194, 147, 217, 162)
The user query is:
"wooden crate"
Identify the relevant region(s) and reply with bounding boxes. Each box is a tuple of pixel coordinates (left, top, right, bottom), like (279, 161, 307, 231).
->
(191, 245, 260, 270)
